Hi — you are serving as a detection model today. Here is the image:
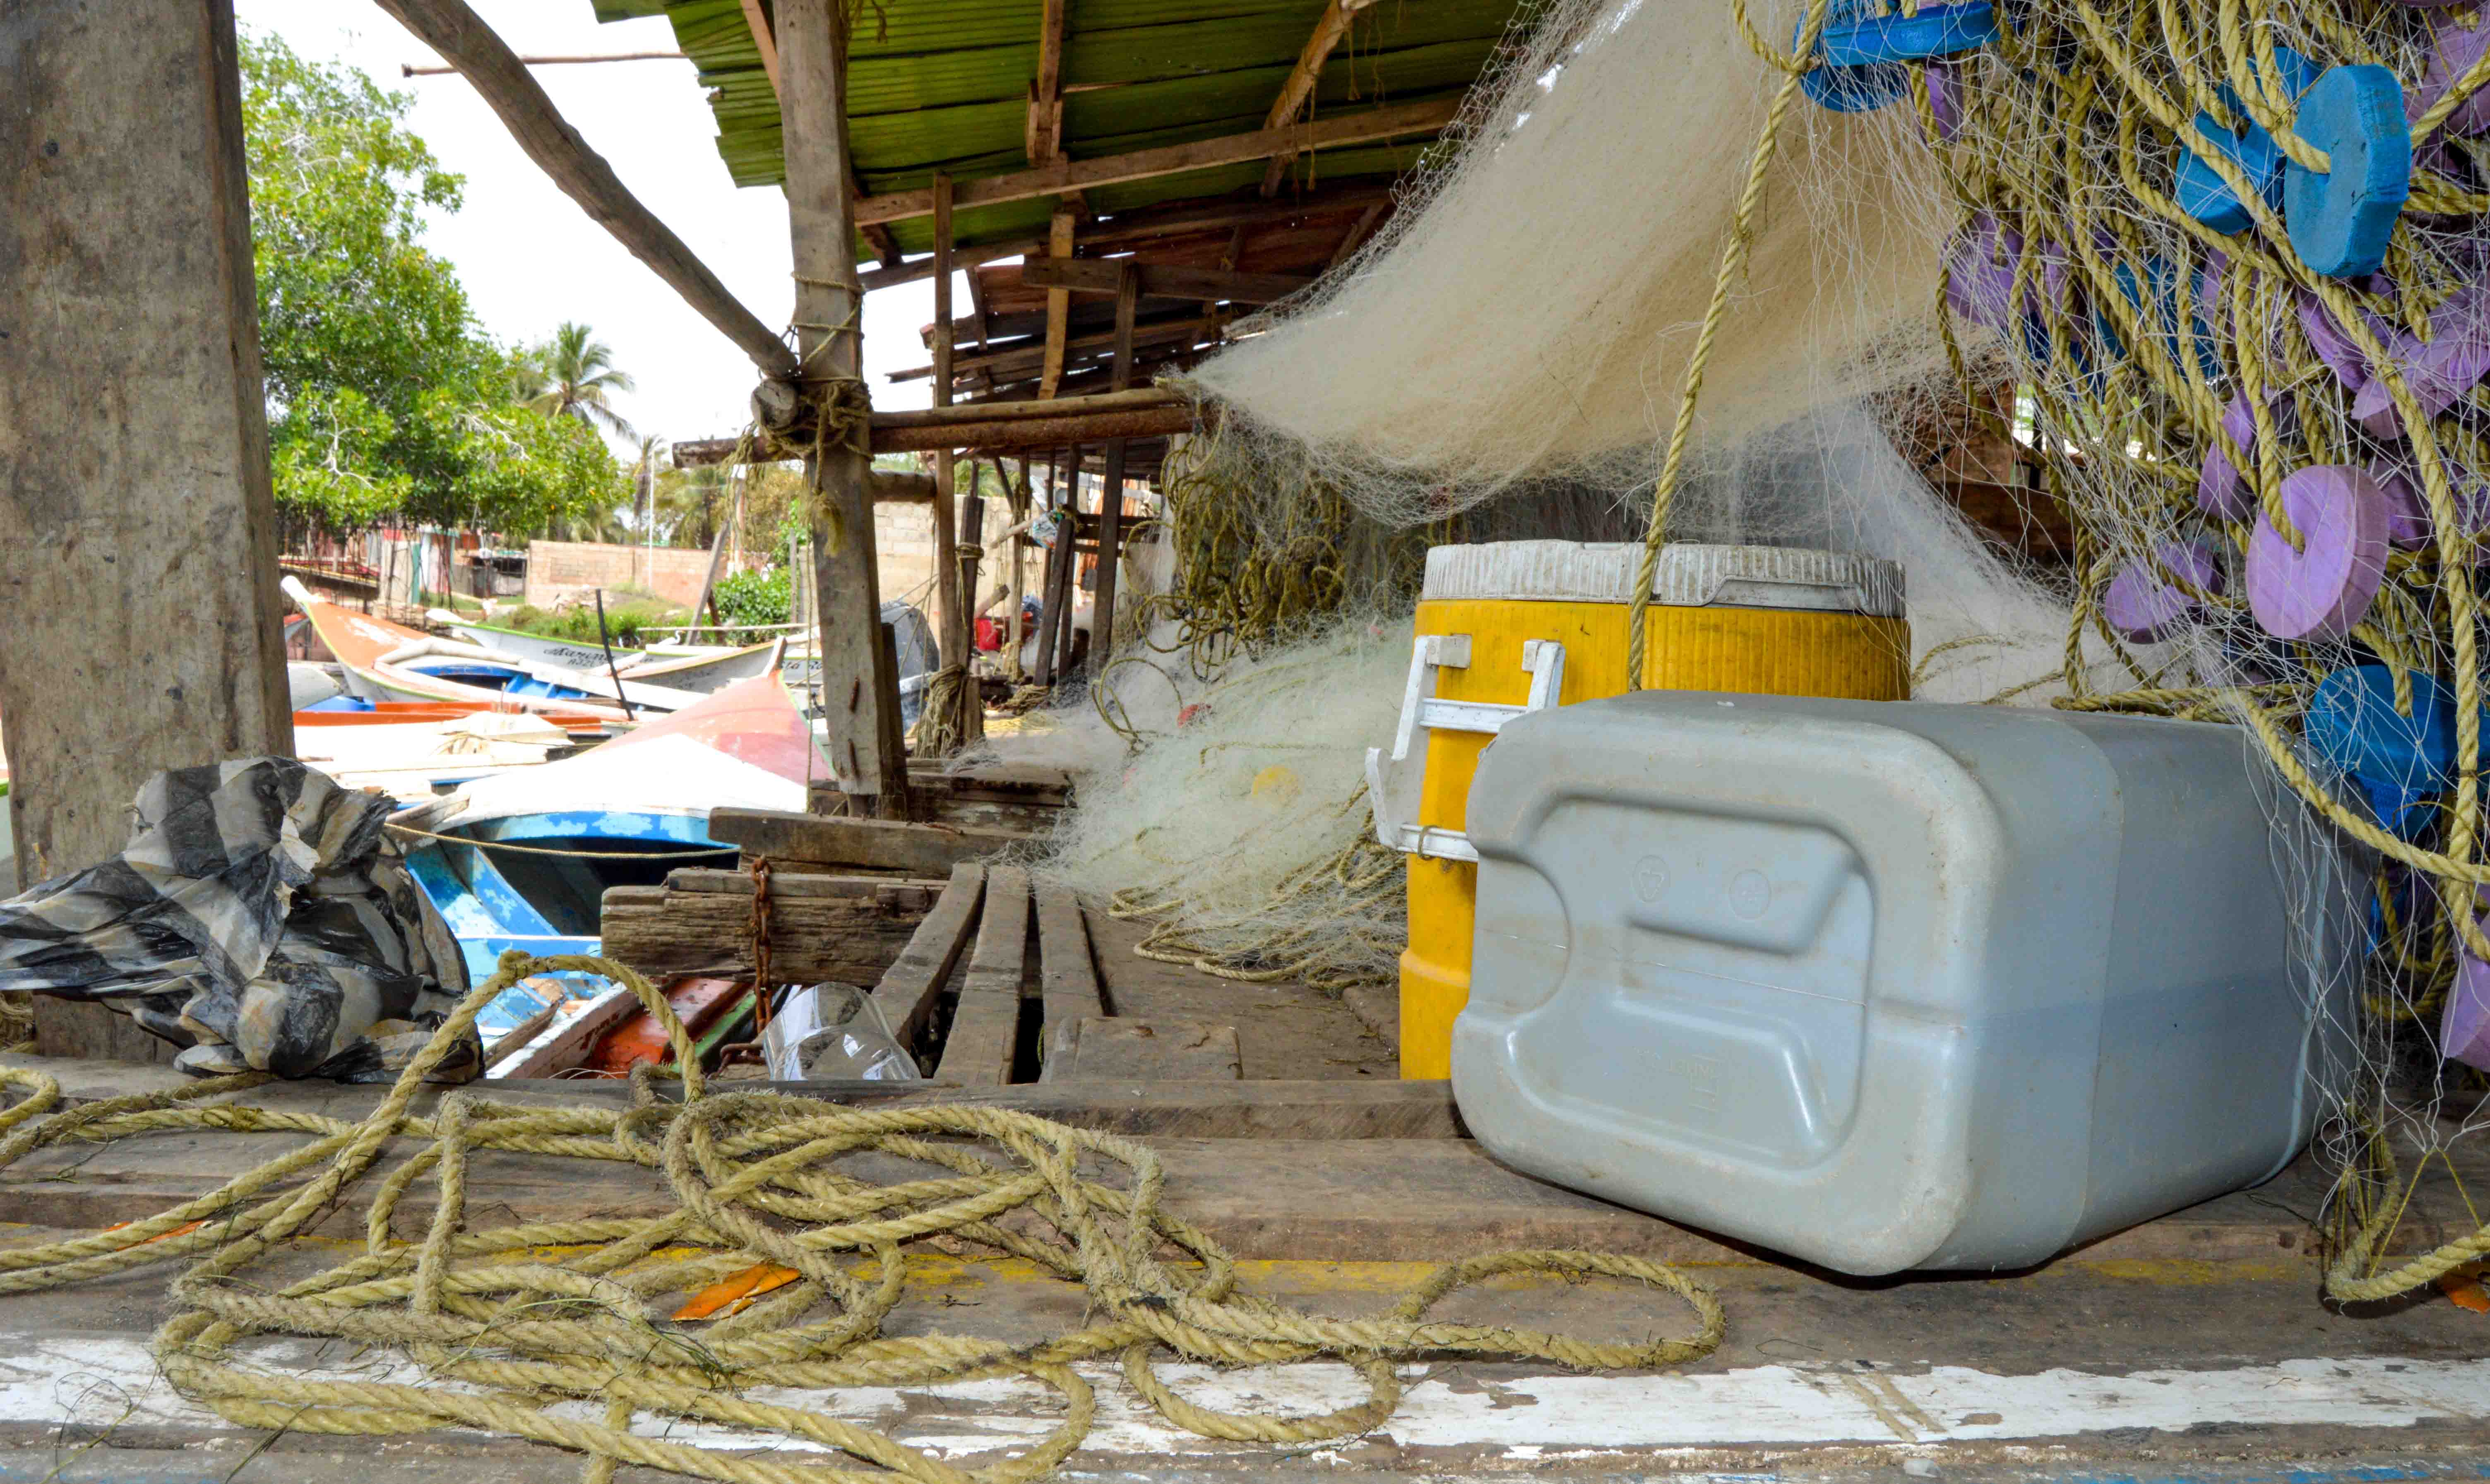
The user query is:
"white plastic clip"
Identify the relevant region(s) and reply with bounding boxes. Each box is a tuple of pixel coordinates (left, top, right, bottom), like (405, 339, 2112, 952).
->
(1368, 635, 1568, 861)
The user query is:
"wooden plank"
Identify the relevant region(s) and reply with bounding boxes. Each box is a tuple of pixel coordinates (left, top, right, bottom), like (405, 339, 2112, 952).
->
(1033, 878, 1105, 1078)
(939, 866, 1029, 1085)
(737, 0, 780, 90)
(495, 984, 641, 1079)
(661, 869, 945, 903)
(1055, 1018, 1242, 1081)
(1327, 199, 1388, 269)
(874, 404, 1195, 454)
(870, 864, 986, 1054)
(1020, 257, 1313, 306)
(707, 809, 1028, 870)
(374, 0, 793, 377)
(872, 386, 1180, 430)
(598, 888, 925, 982)
(857, 98, 1462, 226)
(1259, 0, 1383, 195)
(1027, 0, 1066, 166)
(781, 0, 911, 820)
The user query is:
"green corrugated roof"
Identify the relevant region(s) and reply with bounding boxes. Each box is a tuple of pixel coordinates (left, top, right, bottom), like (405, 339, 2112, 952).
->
(591, 0, 1524, 259)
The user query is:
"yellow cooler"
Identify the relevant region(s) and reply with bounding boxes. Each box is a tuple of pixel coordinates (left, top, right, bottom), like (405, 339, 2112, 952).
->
(1366, 541, 1911, 1078)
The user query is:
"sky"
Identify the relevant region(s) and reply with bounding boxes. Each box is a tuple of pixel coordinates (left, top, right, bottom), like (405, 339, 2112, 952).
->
(232, 0, 954, 455)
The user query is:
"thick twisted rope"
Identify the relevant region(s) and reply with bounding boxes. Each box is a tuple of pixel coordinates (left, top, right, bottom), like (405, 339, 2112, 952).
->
(0, 952, 1722, 1480)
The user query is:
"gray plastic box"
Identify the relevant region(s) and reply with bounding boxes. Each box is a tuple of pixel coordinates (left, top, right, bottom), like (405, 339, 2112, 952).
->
(1452, 692, 2360, 1274)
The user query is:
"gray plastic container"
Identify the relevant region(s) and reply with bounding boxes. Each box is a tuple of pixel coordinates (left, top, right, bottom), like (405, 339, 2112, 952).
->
(1452, 692, 2361, 1275)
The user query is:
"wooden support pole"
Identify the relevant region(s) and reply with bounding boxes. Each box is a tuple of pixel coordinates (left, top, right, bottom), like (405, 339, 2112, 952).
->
(0, 0, 292, 1062)
(374, 0, 796, 378)
(1027, 0, 1067, 168)
(1090, 265, 1138, 674)
(1259, 0, 1383, 196)
(780, 0, 911, 819)
(1031, 454, 1066, 687)
(929, 174, 963, 699)
(1056, 442, 1084, 674)
(1038, 203, 1077, 401)
(1008, 458, 1030, 680)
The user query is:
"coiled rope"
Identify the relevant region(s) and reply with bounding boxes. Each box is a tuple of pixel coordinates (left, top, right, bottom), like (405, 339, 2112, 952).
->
(0, 951, 1722, 1481)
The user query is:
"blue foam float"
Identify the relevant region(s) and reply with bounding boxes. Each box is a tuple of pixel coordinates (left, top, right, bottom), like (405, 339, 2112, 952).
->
(2093, 256, 2222, 381)
(2284, 65, 2413, 279)
(1801, 2, 1998, 113)
(2173, 48, 2318, 235)
(2304, 663, 2463, 837)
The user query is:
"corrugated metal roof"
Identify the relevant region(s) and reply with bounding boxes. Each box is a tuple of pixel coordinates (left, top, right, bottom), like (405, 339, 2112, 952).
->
(589, 0, 1522, 259)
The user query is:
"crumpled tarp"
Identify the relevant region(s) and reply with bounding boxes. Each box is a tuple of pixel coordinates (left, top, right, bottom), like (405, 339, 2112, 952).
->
(0, 758, 477, 1081)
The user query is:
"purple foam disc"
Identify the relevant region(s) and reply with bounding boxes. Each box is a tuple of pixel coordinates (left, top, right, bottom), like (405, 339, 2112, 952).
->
(2245, 464, 2391, 641)
(2196, 250, 2228, 325)
(2370, 462, 2435, 548)
(1944, 212, 2021, 331)
(2351, 281, 2490, 438)
(2299, 290, 2382, 391)
(2421, 9, 2490, 139)
(2446, 946, 2490, 1072)
(2197, 391, 2294, 522)
(2103, 539, 2224, 642)
(1928, 59, 1963, 143)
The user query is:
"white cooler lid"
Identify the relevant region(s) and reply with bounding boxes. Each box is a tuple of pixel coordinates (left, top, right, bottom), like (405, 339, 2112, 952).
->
(1420, 541, 1905, 617)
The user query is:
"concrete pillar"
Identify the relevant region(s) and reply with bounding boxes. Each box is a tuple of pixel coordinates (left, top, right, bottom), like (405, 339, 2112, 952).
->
(0, 0, 293, 1059)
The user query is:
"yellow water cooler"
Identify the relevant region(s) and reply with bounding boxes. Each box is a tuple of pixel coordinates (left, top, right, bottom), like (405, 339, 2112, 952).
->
(1367, 541, 1911, 1079)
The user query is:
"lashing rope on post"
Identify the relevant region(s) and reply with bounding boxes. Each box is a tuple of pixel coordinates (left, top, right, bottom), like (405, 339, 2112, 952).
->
(0, 951, 1723, 1481)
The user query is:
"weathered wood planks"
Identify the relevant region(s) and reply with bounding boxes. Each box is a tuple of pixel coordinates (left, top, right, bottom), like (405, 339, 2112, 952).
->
(870, 864, 986, 1057)
(1033, 877, 1105, 1078)
(707, 809, 1024, 874)
(940, 866, 1030, 1085)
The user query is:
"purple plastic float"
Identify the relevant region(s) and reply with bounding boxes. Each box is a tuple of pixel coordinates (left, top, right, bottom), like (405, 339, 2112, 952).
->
(2103, 540, 2223, 642)
(1944, 213, 2021, 329)
(2245, 464, 2390, 641)
(2197, 391, 2295, 523)
(2419, 10, 2490, 140)
(2369, 463, 2434, 549)
(2350, 281, 2490, 437)
(1928, 59, 1964, 142)
(2447, 948, 2490, 1072)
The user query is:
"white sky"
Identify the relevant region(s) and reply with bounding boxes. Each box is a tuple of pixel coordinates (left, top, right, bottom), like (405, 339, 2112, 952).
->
(233, 0, 952, 455)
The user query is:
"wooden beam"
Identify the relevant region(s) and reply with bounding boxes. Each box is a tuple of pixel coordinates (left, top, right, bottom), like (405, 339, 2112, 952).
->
(402, 52, 685, 76)
(1021, 257, 1312, 305)
(780, 0, 912, 818)
(854, 97, 1462, 225)
(373, 0, 796, 378)
(1034, 879, 1106, 1078)
(1027, 0, 1067, 167)
(872, 406, 1194, 454)
(1038, 204, 1077, 399)
(707, 809, 1025, 872)
(874, 387, 1183, 430)
(1259, 0, 1383, 195)
(735, 0, 898, 269)
(1326, 199, 1387, 269)
(888, 314, 1207, 385)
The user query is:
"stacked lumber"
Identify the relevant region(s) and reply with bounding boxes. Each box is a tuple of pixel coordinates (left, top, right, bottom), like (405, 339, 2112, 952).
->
(599, 869, 936, 982)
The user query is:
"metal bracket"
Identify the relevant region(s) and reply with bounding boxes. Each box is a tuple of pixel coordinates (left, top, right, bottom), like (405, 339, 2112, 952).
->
(1367, 637, 1567, 862)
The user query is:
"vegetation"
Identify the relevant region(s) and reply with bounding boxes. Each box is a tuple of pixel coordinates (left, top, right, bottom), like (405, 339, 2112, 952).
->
(501, 591, 683, 650)
(519, 324, 638, 441)
(712, 568, 793, 628)
(241, 33, 625, 533)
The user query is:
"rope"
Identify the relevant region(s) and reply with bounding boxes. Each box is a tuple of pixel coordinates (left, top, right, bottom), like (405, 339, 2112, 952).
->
(0, 951, 1723, 1480)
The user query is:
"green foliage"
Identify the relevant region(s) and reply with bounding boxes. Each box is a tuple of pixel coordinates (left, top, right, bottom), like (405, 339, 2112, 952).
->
(713, 569, 793, 628)
(522, 324, 638, 440)
(240, 32, 625, 532)
(501, 592, 683, 651)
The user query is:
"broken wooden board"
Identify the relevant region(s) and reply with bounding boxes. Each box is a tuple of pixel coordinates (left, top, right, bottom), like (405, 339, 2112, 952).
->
(597, 881, 925, 982)
(662, 868, 945, 910)
(939, 864, 1029, 1085)
(1051, 1018, 1241, 1081)
(1033, 876, 1103, 1078)
(709, 808, 1025, 873)
(483, 985, 640, 1080)
(818, 768, 1072, 833)
(870, 863, 985, 1056)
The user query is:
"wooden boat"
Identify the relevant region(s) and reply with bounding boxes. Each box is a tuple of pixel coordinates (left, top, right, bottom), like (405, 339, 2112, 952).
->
(388, 675, 825, 1062)
(432, 613, 785, 696)
(286, 579, 700, 721)
(430, 612, 638, 674)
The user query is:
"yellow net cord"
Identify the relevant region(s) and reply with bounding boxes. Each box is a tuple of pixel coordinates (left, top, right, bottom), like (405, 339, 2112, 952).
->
(0, 952, 1722, 1481)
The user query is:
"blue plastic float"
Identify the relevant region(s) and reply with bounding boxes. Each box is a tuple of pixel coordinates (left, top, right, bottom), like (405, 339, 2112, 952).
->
(2304, 663, 2466, 837)
(2284, 65, 2413, 279)
(2173, 47, 2319, 234)
(1800, 1, 1998, 113)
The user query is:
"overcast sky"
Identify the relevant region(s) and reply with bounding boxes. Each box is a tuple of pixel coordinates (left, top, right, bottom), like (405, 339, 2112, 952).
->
(232, 0, 951, 454)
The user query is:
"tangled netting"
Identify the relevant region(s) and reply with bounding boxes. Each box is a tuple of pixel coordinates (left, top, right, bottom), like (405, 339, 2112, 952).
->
(0, 953, 1722, 1481)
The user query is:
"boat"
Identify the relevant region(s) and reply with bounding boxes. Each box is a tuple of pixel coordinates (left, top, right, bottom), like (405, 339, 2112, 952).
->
(430, 613, 786, 696)
(286, 579, 701, 720)
(291, 708, 583, 795)
(783, 600, 940, 731)
(387, 673, 823, 1060)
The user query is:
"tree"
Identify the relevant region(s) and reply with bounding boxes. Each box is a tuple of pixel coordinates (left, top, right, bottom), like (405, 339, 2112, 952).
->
(526, 323, 637, 441)
(240, 32, 623, 533)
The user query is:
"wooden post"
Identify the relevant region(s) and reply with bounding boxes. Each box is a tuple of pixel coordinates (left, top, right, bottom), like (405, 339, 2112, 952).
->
(779, 0, 911, 819)
(929, 173, 971, 745)
(1007, 457, 1030, 680)
(1031, 453, 1066, 687)
(0, 0, 292, 1061)
(1038, 203, 1078, 400)
(1056, 442, 1085, 672)
(1091, 264, 1139, 668)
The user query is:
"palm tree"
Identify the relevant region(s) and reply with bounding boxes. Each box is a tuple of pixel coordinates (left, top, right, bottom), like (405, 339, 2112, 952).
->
(632, 435, 667, 536)
(525, 322, 636, 439)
